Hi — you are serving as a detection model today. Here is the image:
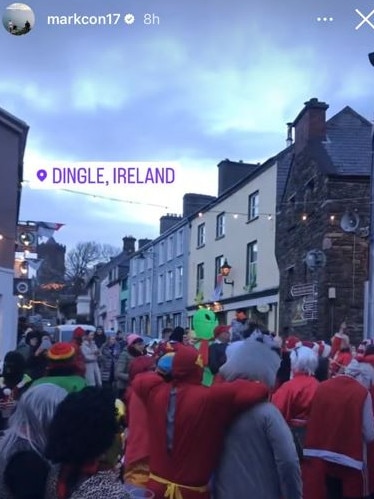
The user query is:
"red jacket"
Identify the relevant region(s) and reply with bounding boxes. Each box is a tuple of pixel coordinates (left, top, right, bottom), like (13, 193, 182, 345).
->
(132, 345, 268, 499)
(304, 376, 367, 467)
(272, 373, 319, 426)
(125, 389, 150, 467)
(330, 350, 352, 376)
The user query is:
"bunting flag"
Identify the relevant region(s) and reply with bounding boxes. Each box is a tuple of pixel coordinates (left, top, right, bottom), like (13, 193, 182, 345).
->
(37, 222, 65, 239)
(27, 259, 43, 272)
(211, 274, 223, 301)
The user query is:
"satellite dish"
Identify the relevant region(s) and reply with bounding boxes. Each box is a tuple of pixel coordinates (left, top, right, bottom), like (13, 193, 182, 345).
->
(340, 211, 360, 232)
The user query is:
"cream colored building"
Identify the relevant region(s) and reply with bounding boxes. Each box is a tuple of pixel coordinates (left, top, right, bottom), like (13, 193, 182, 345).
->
(186, 151, 292, 333)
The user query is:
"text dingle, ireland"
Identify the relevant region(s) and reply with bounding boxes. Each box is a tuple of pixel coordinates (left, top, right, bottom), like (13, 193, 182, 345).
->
(36, 166, 175, 186)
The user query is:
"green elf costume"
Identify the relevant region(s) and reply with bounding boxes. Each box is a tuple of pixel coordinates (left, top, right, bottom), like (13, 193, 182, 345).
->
(192, 309, 218, 387)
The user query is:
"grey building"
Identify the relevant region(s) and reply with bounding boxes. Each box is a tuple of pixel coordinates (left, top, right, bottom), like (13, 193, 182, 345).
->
(0, 108, 28, 354)
(276, 98, 371, 343)
(127, 194, 215, 336)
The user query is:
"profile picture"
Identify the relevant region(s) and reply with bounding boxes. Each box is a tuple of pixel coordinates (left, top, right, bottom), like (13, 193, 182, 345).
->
(2, 3, 35, 35)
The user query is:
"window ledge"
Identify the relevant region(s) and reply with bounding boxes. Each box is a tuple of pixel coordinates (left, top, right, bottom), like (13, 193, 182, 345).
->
(197, 244, 205, 249)
(215, 235, 225, 241)
(246, 216, 259, 225)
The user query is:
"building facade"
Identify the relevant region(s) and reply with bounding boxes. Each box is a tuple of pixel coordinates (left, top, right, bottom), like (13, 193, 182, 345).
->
(0, 108, 28, 356)
(276, 99, 371, 343)
(186, 155, 292, 332)
(127, 194, 215, 337)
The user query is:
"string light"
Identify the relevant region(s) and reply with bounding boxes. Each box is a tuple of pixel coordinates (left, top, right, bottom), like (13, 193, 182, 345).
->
(23, 179, 169, 209)
(302, 214, 308, 221)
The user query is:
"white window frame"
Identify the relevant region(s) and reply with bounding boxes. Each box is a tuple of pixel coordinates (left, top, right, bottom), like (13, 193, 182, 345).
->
(197, 223, 205, 248)
(216, 212, 225, 238)
(138, 280, 144, 305)
(131, 282, 136, 307)
(246, 241, 258, 288)
(145, 276, 151, 304)
(157, 274, 164, 303)
(175, 266, 183, 298)
(167, 236, 174, 261)
(166, 270, 173, 301)
(248, 191, 259, 221)
(159, 242, 165, 265)
(176, 229, 183, 256)
(196, 263, 204, 294)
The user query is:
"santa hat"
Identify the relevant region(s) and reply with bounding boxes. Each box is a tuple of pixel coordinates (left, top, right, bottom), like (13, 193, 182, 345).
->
(127, 334, 143, 347)
(72, 327, 85, 340)
(284, 336, 301, 351)
(47, 342, 75, 362)
(214, 325, 231, 339)
(331, 332, 350, 357)
(314, 340, 332, 358)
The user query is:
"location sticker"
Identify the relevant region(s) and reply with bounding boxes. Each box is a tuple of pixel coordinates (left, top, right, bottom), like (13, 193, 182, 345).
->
(37, 169, 47, 182)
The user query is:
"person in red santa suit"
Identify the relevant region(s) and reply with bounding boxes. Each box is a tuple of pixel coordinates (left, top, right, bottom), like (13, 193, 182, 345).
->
(70, 327, 86, 377)
(329, 322, 352, 377)
(303, 357, 374, 499)
(272, 345, 319, 452)
(131, 344, 269, 499)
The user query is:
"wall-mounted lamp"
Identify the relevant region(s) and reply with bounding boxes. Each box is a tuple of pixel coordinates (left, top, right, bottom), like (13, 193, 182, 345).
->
(220, 259, 234, 286)
(19, 261, 28, 275)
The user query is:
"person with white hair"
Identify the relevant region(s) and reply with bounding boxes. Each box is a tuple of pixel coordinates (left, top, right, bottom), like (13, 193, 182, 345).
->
(214, 336, 302, 499)
(0, 383, 67, 499)
(272, 346, 319, 439)
(303, 358, 374, 499)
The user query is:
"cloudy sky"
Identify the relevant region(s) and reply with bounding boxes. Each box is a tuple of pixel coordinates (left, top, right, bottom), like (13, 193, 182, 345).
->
(2, 0, 374, 250)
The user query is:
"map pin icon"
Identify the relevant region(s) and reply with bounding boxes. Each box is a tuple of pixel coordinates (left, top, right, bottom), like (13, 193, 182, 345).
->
(37, 169, 47, 182)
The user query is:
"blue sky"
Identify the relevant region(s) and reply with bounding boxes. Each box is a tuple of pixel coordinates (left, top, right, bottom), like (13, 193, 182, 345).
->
(2, 0, 374, 250)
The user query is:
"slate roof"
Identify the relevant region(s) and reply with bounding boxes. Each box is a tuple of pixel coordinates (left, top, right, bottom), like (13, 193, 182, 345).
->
(322, 106, 373, 176)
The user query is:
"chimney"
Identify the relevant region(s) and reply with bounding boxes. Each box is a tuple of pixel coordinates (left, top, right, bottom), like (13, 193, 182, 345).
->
(159, 214, 183, 234)
(217, 159, 259, 196)
(138, 238, 152, 250)
(286, 122, 293, 147)
(292, 98, 329, 154)
(183, 193, 216, 218)
(122, 236, 136, 254)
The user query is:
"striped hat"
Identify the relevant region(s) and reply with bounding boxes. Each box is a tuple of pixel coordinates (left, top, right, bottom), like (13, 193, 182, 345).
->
(47, 342, 75, 362)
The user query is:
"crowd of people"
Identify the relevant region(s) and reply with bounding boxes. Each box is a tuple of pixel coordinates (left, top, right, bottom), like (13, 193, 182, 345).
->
(0, 313, 373, 498)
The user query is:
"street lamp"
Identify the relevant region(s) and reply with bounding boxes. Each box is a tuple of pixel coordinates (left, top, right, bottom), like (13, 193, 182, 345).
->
(367, 52, 374, 338)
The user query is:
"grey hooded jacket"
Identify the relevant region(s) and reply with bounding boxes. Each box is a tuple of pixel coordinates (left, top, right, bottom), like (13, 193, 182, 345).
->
(214, 338, 302, 499)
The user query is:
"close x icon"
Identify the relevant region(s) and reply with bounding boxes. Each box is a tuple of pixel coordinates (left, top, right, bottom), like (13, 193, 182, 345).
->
(355, 8, 374, 30)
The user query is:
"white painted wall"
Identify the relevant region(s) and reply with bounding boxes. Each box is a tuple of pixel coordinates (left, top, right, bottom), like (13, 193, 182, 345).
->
(187, 163, 280, 330)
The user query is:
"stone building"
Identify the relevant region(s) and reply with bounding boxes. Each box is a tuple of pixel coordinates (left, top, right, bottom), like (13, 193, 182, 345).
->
(276, 98, 372, 343)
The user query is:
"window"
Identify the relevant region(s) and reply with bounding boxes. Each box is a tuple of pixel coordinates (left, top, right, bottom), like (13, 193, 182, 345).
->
(159, 242, 165, 265)
(139, 317, 145, 335)
(246, 241, 258, 289)
(176, 229, 183, 256)
(197, 223, 205, 247)
(138, 257, 145, 273)
(167, 236, 174, 261)
(157, 316, 164, 335)
(214, 255, 225, 286)
(147, 252, 153, 269)
(138, 280, 144, 305)
(196, 263, 204, 294)
(248, 191, 259, 221)
(216, 212, 225, 238)
(131, 259, 137, 276)
(131, 318, 136, 333)
(157, 274, 164, 303)
(166, 270, 173, 300)
(120, 299, 127, 315)
(173, 313, 182, 327)
(121, 278, 128, 291)
(145, 276, 151, 303)
(175, 266, 183, 298)
(131, 282, 136, 307)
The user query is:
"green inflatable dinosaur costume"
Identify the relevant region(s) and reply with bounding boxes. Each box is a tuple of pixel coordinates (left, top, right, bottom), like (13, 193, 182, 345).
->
(192, 308, 218, 387)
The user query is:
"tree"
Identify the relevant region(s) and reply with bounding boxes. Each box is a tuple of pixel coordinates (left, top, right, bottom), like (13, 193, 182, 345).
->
(65, 241, 120, 291)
